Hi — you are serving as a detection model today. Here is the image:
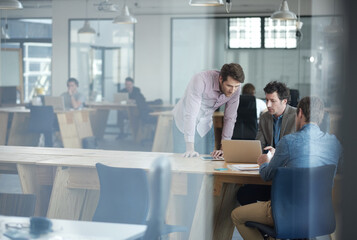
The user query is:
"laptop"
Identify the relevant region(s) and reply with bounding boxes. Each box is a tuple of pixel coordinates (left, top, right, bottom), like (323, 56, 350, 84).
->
(222, 140, 262, 163)
(113, 92, 129, 103)
(44, 96, 65, 111)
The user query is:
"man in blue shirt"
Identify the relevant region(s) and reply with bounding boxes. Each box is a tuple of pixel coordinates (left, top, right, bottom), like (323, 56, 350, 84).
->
(231, 96, 342, 240)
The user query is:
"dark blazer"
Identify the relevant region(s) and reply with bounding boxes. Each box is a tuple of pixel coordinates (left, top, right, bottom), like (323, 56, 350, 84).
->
(256, 104, 296, 148)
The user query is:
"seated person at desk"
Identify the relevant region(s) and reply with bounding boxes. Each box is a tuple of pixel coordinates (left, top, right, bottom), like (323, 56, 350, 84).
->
(61, 78, 85, 110)
(172, 63, 245, 157)
(231, 96, 342, 240)
(117, 77, 152, 138)
(237, 81, 296, 205)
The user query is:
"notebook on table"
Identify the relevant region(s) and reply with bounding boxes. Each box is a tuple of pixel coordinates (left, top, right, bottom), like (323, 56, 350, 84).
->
(222, 139, 262, 163)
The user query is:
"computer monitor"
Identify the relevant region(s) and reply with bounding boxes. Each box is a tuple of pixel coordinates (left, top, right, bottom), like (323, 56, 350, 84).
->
(44, 96, 65, 111)
(0, 86, 17, 105)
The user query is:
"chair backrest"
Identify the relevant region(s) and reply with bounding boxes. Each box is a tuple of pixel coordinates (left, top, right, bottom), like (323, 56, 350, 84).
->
(289, 89, 300, 107)
(232, 95, 257, 140)
(92, 163, 149, 224)
(0, 193, 36, 217)
(28, 105, 55, 133)
(144, 156, 172, 240)
(271, 165, 336, 239)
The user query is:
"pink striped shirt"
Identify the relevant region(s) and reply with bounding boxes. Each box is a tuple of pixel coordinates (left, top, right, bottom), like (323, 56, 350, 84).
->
(172, 70, 240, 143)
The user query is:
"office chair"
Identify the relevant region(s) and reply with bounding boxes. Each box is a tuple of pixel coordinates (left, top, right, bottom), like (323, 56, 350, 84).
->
(245, 165, 336, 240)
(28, 105, 56, 147)
(93, 159, 186, 238)
(289, 89, 300, 107)
(0, 193, 36, 217)
(144, 156, 187, 240)
(232, 95, 257, 140)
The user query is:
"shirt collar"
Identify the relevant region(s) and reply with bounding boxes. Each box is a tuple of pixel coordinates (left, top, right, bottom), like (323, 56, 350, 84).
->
(213, 73, 221, 93)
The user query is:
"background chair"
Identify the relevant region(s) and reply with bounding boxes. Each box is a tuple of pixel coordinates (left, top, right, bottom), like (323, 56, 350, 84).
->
(245, 165, 336, 240)
(93, 159, 186, 238)
(0, 193, 36, 217)
(232, 95, 257, 140)
(289, 89, 300, 107)
(28, 105, 56, 147)
(144, 156, 187, 240)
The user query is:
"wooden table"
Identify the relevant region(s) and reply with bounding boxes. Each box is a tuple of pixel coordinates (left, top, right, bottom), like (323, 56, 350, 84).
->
(0, 106, 93, 148)
(0, 146, 269, 240)
(86, 101, 173, 141)
(0, 215, 146, 240)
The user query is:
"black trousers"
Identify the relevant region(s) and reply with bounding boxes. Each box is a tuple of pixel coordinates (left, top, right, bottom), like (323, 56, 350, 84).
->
(236, 184, 271, 206)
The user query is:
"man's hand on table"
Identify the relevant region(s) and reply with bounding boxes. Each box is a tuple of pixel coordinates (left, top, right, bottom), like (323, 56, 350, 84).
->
(183, 142, 199, 158)
(257, 146, 275, 166)
(211, 150, 224, 159)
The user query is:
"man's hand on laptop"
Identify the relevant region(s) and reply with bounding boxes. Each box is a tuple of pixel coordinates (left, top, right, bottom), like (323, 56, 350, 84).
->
(211, 150, 224, 159)
(183, 142, 199, 158)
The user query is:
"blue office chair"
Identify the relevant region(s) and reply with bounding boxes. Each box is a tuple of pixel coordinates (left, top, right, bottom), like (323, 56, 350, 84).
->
(92, 164, 149, 224)
(28, 105, 56, 147)
(245, 165, 336, 240)
(93, 158, 186, 238)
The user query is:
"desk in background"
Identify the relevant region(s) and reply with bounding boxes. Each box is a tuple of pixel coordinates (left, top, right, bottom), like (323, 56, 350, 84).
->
(0, 106, 93, 148)
(150, 111, 224, 153)
(86, 101, 173, 141)
(0, 146, 268, 240)
(0, 216, 146, 240)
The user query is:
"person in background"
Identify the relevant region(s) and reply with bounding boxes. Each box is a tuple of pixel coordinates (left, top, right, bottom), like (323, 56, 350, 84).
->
(61, 78, 85, 109)
(236, 81, 296, 206)
(172, 63, 245, 158)
(242, 83, 267, 121)
(231, 96, 342, 240)
(120, 77, 146, 103)
(117, 77, 151, 139)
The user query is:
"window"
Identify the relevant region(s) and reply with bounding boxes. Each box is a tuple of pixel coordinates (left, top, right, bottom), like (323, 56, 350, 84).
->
(229, 17, 261, 48)
(228, 17, 297, 49)
(1, 18, 52, 102)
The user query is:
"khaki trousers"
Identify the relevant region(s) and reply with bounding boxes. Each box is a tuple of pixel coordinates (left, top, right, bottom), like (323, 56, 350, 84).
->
(231, 201, 274, 240)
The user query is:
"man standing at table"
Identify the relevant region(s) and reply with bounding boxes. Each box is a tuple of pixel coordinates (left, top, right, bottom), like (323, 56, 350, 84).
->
(231, 96, 342, 240)
(236, 81, 296, 205)
(172, 63, 245, 157)
(61, 78, 85, 110)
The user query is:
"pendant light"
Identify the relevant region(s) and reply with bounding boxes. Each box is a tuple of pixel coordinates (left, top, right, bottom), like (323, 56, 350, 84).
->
(113, 4, 137, 24)
(271, 0, 297, 20)
(0, 0, 23, 10)
(189, 0, 224, 7)
(78, 0, 96, 34)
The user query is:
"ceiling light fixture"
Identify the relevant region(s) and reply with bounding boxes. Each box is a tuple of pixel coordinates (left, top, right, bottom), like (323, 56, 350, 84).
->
(0, 0, 23, 10)
(113, 4, 137, 24)
(78, 0, 96, 34)
(189, 0, 224, 7)
(270, 0, 297, 20)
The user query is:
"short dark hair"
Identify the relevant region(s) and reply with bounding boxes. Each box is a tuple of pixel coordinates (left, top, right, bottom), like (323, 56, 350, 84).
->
(67, 78, 79, 87)
(264, 81, 290, 100)
(242, 83, 255, 96)
(125, 77, 134, 83)
(220, 63, 245, 83)
(297, 96, 325, 125)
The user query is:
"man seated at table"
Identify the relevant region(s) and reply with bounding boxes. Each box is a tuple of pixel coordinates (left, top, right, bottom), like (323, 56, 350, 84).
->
(231, 96, 342, 240)
(61, 78, 85, 110)
(236, 81, 296, 205)
(117, 77, 151, 139)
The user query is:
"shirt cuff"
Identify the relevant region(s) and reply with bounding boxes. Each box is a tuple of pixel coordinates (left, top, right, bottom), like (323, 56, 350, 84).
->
(185, 135, 194, 143)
